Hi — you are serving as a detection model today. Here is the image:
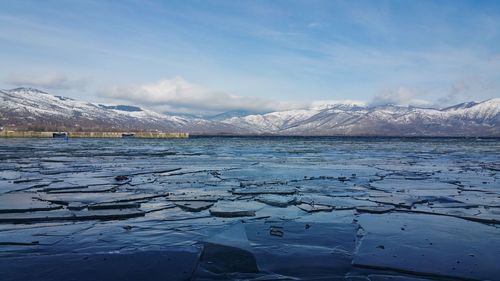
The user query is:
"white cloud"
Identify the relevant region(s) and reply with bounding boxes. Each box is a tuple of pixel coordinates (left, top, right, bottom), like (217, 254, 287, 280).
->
(100, 77, 491, 115)
(437, 77, 498, 106)
(99, 77, 309, 114)
(307, 22, 321, 28)
(309, 99, 366, 109)
(5, 73, 86, 90)
(370, 87, 431, 107)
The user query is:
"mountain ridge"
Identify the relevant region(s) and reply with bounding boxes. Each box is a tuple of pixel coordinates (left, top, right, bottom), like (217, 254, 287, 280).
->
(1, 88, 498, 136)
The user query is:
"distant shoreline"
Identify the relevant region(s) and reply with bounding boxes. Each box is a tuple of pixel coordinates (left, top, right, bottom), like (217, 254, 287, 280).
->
(0, 131, 189, 139)
(191, 134, 500, 138)
(1, 130, 499, 139)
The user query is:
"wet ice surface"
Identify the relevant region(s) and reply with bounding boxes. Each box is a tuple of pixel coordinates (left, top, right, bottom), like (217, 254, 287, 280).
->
(0, 137, 499, 281)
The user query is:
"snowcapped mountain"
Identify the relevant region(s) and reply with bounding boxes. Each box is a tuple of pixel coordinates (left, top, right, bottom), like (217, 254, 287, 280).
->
(0, 87, 498, 136)
(222, 99, 500, 136)
(0, 88, 189, 132)
(0, 88, 242, 134)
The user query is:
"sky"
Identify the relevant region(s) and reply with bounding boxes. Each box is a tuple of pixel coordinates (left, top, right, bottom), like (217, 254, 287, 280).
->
(1, 0, 499, 115)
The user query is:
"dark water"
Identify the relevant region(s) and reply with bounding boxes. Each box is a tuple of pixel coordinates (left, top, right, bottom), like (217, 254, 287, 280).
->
(0, 137, 499, 280)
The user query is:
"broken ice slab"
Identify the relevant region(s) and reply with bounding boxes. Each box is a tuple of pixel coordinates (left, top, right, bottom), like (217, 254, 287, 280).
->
(353, 213, 500, 280)
(128, 175, 157, 186)
(197, 242, 259, 275)
(108, 193, 171, 203)
(67, 202, 87, 211)
(209, 201, 264, 217)
(195, 223, 258, 277)
(39, 167, 95, 175)
(358, 193, 423, 209)
(167, 196, 222, 202)
(245, 221, 357, 279)
(38, 192, 136, 205)
(40, 183, 89, 192)
(238, 180, 288, 188)
(299, 183, 368, 198)
(46, 185, 117, 194)
(145, 207, 211, 222)
(255, 195, 296, 207)
(369, 179, 458, 193)
(88, 202, 141, 210)
(166, 193, 222, 202)
(297, 203, 333, 213)
(452, 190, 500, 208)
(112, 167, 182, 177)
(417, 196, 478, 209)
(1, 180, 55, 193)
(39, 192, 169, 205)
(138, 200, 177, 213)
(356, 206, 395, 214)
(175, 201, 214, 212)
(402, 206, 500, 225)
(299, 195, 379, 210)
(0, 209, 145, 223)
(0, 170, 21, 180)
(231, 186, 297, 195)
(58, 176, 118, 187)
(0, 193, 62, 213)
(11, 177, 44, 184)
(209, 209, 255, 218)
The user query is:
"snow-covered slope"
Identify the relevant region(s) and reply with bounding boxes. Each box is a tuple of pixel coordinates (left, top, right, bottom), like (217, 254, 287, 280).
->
(441, 98, 500, 122)
(0, 88, 498, 136)
(222, 99, 500, 136)
(0, 88, 189, 131)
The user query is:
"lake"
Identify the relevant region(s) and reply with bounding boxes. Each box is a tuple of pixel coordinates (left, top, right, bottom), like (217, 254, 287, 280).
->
(0, 137, 499, 280)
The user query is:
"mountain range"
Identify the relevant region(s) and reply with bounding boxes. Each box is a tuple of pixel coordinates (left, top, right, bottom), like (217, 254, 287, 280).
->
(1, 87, 499, 136)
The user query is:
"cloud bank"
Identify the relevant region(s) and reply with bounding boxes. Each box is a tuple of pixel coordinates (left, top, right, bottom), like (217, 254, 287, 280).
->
(5, 73, 86, 90)
(370, 87, 431, 107)
(102, 77, 477, 115)
(100, 76, 496, 115)
(100, 77, 309, 114)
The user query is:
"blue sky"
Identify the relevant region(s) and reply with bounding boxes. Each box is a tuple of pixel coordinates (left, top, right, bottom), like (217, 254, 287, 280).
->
(1, 0, 499, 114)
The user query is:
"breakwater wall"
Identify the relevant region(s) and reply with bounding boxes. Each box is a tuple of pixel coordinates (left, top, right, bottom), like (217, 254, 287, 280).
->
(0, 131, 189, 139)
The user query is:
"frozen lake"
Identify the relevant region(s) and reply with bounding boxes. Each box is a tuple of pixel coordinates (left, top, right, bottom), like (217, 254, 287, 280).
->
(0, 137, 499, 280)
